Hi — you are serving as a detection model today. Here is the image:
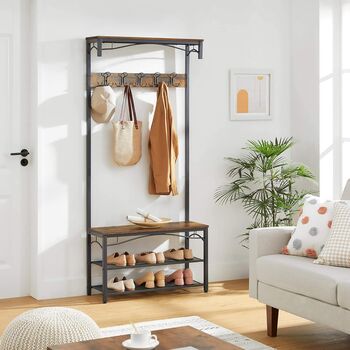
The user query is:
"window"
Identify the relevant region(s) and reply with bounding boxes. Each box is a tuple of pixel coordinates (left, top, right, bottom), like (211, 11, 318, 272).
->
(320, 0, 350, 198)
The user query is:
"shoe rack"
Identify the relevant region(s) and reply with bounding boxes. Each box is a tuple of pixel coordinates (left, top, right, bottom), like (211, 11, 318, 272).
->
(85, 36, 208, 303)
(89, 222, 208, 303)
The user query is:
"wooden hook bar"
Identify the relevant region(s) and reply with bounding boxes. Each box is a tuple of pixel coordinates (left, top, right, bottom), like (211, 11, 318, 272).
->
(91, 72, 186, 88)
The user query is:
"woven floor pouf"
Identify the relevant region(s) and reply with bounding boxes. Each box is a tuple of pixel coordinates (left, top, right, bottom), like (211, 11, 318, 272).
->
(0, 307, 101, 350)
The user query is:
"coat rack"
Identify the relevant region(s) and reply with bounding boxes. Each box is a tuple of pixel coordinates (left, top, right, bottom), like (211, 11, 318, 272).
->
(85, 36, 208, 303)
(91, 72, 186, 88)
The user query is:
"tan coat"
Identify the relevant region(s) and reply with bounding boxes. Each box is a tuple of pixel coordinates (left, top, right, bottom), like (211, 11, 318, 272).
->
(149, 82, 179, 195)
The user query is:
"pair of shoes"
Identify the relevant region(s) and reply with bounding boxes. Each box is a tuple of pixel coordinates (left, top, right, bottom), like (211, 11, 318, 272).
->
(164, 248, 193, 261)
(107, 252, 136, 266)
(107, 276, 135, 292)
(165, 268, 193, 285)
(135, 252, 165, 265)
(135, 270, 165, 288)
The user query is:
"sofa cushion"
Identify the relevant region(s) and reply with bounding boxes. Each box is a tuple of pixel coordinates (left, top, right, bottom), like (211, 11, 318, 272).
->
(338, 281, 350, 310)
(283, 195, 337, 258)
(315, 202, 350, 267)
(256, 254, 350, 305)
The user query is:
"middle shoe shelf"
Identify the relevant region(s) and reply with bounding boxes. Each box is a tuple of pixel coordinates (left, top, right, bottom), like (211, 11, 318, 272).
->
(91, 256, 204, 270)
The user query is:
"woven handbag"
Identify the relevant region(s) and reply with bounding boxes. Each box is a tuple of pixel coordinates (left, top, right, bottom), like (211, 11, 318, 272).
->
(112, 85, 142, 166)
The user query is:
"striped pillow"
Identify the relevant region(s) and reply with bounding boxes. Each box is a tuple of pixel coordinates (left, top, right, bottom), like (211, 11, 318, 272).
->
(314, 202, 350, 267)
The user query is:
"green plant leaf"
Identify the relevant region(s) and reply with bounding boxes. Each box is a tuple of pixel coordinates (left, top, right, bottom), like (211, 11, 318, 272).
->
(215, 137, 317, 248)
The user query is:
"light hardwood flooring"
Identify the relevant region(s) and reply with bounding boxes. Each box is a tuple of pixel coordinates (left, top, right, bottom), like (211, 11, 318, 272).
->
(1, 280, 350, 349)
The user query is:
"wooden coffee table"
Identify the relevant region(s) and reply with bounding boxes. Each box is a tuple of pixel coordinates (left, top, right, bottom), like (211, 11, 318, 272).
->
(48, 326, 241, 349)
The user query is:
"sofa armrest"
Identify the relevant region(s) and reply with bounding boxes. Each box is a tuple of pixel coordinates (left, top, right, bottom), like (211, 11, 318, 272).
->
(249, 226, 295, 298)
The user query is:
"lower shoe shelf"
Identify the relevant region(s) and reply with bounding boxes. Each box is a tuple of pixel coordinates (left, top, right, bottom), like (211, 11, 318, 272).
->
(92, 280, 203, 296)
(91, 257, 204, 270)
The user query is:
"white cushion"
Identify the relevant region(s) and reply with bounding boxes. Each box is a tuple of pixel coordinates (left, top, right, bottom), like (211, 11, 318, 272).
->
(256, 254, 350, 305)
(315, 203, 350, 267)
(283, 195, 336, 258)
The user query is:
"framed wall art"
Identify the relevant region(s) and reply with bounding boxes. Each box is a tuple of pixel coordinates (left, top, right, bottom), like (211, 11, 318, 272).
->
(230, 70, 272, 121)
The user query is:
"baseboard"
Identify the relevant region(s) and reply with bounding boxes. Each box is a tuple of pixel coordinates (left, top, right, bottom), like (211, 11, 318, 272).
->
(208, 259, 249, 281)
(31, 276, 86, 300)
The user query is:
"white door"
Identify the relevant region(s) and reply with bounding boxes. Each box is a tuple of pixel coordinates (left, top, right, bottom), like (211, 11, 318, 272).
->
(0, 0, 30, 298)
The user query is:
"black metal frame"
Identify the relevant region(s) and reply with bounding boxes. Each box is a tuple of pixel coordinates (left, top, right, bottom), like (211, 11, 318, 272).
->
(85, 36, 206, 303)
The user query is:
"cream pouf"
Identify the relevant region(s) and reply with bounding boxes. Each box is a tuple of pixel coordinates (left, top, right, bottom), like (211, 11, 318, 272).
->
(0, 307, 101, 350)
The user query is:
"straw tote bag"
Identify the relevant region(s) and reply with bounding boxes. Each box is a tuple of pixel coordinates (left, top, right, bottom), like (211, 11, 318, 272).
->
(112, 85, 142, 166)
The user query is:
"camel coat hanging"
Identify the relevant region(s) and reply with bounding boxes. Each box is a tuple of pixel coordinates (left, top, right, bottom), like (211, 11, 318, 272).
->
(149, 82, 179, 196)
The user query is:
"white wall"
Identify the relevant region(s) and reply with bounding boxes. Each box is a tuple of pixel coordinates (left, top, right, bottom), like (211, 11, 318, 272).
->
(290, 0, 320, 182)
(31, 0, 292, 299)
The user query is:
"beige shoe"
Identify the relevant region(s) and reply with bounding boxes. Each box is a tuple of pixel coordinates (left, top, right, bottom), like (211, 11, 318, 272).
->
(164, 249, 184, 261)
(179, 247, 193, 260)
(135, 271, 155, 289)
(107, 276, 125, 292)
(107, 252, 127, 266)
(135, 252, 157, 265)
(155, 270, 165, 288)
(123, 252, 136, 266)
(122, 277, 135, 291)
(165, 269, 184, 285)
(183, 268, 194, 285)
(156, 252, 165, 264)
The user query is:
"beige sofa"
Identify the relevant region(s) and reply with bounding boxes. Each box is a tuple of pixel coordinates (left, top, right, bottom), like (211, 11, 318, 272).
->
(249, 181, 350, 336)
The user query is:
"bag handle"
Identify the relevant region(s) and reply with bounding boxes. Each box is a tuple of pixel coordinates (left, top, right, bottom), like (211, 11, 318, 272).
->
(126, 85, 139, 129)
(118, 85, 129, 122)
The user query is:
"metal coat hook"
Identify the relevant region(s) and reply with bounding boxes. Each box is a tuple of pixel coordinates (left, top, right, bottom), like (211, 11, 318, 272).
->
(100, 72, 111, 86)
(169, 72, 180, 87)
(136, 72, 145, 87)
(119, 72, 128, 86)
(153, 72, 161, 86)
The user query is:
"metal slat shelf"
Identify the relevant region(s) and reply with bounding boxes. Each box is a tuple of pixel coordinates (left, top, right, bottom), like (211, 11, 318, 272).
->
(92, 281, 203, 296)
(91, 257, 204, 270)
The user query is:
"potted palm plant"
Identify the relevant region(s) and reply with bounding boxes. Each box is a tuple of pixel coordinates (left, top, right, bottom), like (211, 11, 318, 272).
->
(215, 137, 315, 247)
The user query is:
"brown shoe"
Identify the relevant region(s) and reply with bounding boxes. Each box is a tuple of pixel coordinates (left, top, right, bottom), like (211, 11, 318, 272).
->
(164, 249, 184, 261)
(135, 271, 155, 289)
(165, 269, 184, 285)
(156, 252, 165, 264)
(155, 270, 165, 287)
(179, 247, 193, 260)
(135, 252, 156, 265)
(107, 252, 127, 266)
(123, 252, 136, 266)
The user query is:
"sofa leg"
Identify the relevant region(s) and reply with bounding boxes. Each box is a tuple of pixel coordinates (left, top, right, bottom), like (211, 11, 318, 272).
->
(266, 305, 279, 337)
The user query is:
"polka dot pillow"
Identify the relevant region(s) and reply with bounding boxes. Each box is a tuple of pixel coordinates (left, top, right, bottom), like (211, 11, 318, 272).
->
(282, 195, 338, 258)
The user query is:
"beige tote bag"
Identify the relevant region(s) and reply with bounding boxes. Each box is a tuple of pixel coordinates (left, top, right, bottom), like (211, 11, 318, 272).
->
(112, 85, 142, 166)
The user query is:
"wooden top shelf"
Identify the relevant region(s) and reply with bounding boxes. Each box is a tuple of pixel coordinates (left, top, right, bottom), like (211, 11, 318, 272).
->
(86, 36, 203, 46)
(90, 221, 208, 237)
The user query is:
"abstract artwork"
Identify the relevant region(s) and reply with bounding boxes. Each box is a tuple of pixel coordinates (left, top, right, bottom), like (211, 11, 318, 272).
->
(230, 70, 271, 120)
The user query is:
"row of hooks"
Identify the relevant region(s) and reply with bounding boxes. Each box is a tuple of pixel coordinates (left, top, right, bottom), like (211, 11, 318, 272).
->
(99, 71, 183, 88)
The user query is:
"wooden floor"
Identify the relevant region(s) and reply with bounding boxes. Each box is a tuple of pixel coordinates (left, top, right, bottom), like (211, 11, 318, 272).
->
(1, 280, 350, 349)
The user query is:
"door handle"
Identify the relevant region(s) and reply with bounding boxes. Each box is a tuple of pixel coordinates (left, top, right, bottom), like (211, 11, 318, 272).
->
(10, 149, 30, 157)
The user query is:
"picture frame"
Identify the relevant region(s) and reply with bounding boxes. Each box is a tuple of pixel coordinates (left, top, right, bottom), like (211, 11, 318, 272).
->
(230, 70, 272, 121)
